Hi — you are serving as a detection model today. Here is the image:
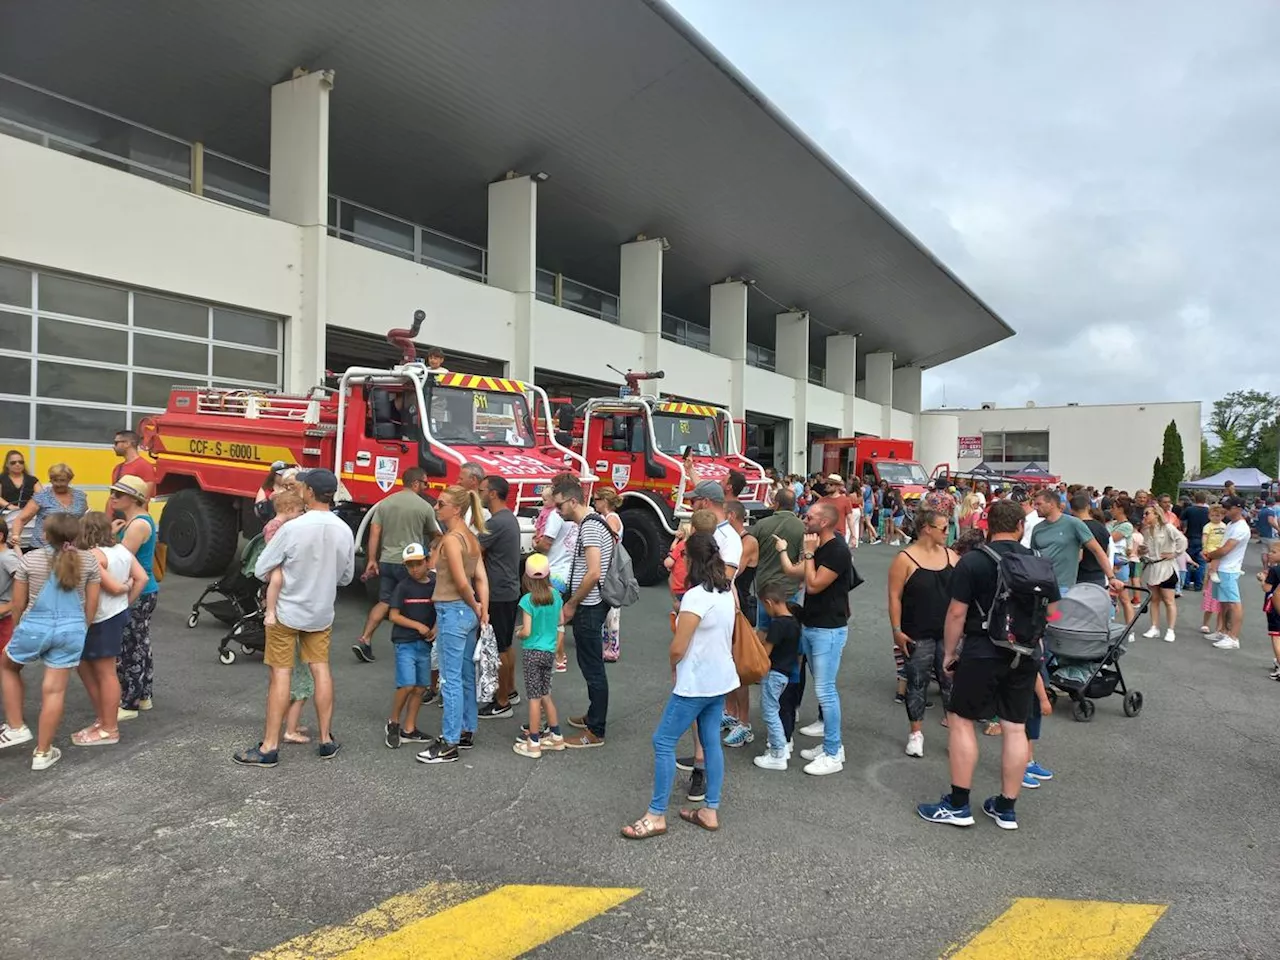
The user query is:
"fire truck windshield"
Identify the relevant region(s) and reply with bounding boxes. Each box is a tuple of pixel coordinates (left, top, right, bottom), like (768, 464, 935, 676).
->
(651, 413, 722, 457)
(876, 461, 930, 486)
(427, 385, 535, 448)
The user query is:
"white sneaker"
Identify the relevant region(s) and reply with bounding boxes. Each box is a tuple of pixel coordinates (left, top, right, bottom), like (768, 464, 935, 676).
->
(753, 752, 788, 771)
(1142, 626, 1161, 639)
(1210, 572, 1221, 583)
(785, 739, 793, 759)
(800, 744, 845, 762)
(1163, 629, 1176, 643)
(117, 707, 139, 721)
(803, 752, 844, 776)
(1199, 625, 1211, 634)
(0, 724, 33, 749)
(905, 732, 924, 758)
(138, 698, 154, 711)
(1204, 632, 1223, 641)
(1212, 636, 1240, 650)
(31, 746, 61, 771)
(798, 720, 825, 738)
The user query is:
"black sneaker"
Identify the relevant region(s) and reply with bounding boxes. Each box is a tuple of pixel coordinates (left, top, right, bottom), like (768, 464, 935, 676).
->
(458, 731, 475, 750)
(400, 727, 431, 743)
(317, 739, 341, 760)
(675, 755, 696, 772)
(508, 691, 521, 706)
(421, 686, 438, 705)
(687, 768, 706, 803)
(352, 642, 375, 663)
(384, 721, 401, 749)
(478, 702, 513, 719)
(893, 692, 906, 705)
(417, 740, 459, 764)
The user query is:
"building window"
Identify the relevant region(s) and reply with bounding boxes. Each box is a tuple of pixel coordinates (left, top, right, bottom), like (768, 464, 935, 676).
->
(981, 430, 1050, 465)
(660, 313, 711, 352)
(746, 343, 776, 371)
(0, 260, 283, 463)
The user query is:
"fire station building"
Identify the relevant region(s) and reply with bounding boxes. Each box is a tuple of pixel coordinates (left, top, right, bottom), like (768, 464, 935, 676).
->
(0, 1, 1010, 499)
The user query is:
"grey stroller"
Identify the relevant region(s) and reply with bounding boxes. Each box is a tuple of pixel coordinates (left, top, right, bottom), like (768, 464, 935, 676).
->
(1044, 582, 1149, 722)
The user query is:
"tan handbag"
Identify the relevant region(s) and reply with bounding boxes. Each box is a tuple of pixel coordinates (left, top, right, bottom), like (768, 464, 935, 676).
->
(732, 610, 771, 685)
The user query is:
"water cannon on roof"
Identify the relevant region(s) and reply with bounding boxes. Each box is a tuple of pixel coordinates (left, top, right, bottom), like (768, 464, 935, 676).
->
(386, 309, 427, 364)
(606, 363, 665, 398)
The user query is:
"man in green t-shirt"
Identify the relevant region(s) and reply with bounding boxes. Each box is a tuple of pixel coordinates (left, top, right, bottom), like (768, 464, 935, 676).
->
(751, 488, 805, 635)
(353, 467, 441, 663)
(1029, 490, 1123, 594)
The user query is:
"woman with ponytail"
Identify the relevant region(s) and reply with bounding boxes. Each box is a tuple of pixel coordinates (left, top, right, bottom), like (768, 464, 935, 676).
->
(0, 513, 101, 770)
(417, 485, 489, 765)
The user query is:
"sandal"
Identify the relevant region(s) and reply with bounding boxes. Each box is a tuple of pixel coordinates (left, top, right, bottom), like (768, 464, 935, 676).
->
(283, 731, 312, 744)
(72, 725, 119, 746)
(678, 808, 719, 832)
(983, 721, 1003, 736)
(621, 816, 667, 840)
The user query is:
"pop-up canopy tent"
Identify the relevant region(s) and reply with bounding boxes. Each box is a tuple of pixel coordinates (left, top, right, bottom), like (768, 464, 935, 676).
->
(1180, 467, 1273, 491)
(1008, 462, 1061, 484)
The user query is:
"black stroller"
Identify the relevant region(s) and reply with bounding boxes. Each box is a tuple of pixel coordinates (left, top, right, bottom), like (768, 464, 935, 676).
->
(185, 534, 269, 665)
(1044, 582, 1151, 722)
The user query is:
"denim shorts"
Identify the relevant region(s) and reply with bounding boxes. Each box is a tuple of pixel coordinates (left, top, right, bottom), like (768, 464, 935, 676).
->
(394, 638, 433, 688)
(6, 613, 87, 669)
(1213, 572, 1241, 604)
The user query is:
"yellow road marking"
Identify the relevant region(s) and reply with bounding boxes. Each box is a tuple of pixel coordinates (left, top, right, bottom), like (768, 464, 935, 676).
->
(253, 882, 484, 960)
(254, 883, 641, 960)
(948, 898, 1167, 959)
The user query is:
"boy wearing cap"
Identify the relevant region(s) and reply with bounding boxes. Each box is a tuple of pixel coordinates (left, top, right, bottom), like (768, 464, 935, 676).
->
(237, 468, 355, 767)
(385, 542, 436, 748)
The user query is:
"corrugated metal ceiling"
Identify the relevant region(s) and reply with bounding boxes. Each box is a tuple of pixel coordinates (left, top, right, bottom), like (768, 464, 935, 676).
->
(0, 0, 1013, 370)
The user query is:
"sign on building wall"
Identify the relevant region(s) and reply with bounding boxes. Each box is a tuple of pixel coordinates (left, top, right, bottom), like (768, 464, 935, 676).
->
(958, 435, 982, 457)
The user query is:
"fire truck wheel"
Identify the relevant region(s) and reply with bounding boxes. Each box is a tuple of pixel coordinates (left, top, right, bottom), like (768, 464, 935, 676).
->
(621, 506, 669, 587)
(160, 488, 239, 578)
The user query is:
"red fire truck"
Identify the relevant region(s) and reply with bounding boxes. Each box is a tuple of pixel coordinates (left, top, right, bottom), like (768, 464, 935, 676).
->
(571, 381, 769, 585)
(816, 436, 936, 502)
(144, 314, 593, 577)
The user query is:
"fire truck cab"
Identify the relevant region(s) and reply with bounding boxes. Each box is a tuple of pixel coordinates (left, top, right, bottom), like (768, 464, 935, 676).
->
(577, 394, 769, 585)
(147, 333, 592, 577)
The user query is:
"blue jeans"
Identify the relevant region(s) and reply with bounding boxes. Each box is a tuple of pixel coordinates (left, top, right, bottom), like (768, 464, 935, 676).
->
(759, 671, 789, 754)
(1185, 541, 1203, 590)
(571, 602, 609, 738)
(649, 693, 726, 815)
(802, 625, 848, 756)
(437, 600, 479, 744)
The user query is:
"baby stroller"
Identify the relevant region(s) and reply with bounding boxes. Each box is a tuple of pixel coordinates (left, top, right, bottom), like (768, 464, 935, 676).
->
(187, 533, 267, 629)
(184, 534, 269, 665)
(1044, 582, 1151, 722)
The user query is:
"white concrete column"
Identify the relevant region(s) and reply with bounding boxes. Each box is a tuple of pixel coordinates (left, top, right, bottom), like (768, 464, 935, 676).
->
(892, 365, 923, 414)
(270, 69, 333, 392)
(777, 311, 809, 475)
(826, 334, 858, 436)
(620, 238, 664, 371)
(487, 175, 538, 380)
(865, 351, 895, 437)
(710, 280, 748, 416)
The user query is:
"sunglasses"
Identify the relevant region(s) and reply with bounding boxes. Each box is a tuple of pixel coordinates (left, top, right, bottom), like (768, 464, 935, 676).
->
(6, 460, 22, 466)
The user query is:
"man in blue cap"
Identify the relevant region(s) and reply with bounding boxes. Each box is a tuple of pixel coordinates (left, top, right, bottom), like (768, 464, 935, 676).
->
(234, 468, 355, 767)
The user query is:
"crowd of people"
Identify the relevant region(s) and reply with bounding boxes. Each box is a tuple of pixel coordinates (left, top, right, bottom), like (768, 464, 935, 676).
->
(0, 432, 161, 769)
(5, 437, 1276, 838)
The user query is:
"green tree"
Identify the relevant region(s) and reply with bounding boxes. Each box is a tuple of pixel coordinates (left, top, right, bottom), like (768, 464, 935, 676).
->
(1150, 456, 1164, 496)
(1199, 436, 1218, 477)
(1158, 420, 1185, 496)
(1207, 390, 1280, 469)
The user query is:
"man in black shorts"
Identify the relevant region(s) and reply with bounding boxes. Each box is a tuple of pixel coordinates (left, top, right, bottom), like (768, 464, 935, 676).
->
(917, 499, 1059, 832)
(477, 476, 522, 718)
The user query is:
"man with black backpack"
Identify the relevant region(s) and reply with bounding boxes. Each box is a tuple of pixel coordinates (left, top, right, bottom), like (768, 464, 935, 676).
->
(917, 499, 1060, 831)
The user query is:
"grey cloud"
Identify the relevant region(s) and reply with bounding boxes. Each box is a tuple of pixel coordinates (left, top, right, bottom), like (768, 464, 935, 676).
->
(671, 0, 1280, 409)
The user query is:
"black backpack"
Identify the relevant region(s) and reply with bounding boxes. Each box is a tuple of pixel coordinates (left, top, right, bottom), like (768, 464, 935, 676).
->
(975, 544, 1056, 664)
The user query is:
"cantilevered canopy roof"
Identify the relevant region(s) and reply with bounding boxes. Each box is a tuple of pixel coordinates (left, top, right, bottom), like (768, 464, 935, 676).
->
(0, 0, 1013, 371)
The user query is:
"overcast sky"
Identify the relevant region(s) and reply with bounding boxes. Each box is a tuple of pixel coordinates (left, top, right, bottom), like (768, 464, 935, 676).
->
(670, 0, 1280, 412)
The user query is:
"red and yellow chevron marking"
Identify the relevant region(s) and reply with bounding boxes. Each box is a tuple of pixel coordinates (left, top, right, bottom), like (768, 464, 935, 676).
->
(656, 401, 717, 417)
(436, 373, 526, 393)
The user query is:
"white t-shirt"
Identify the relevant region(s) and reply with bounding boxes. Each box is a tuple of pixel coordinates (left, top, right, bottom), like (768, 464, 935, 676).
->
(674, 584, 740, 697)
(714, 520, 743, 573)
(542, 510, 578, 582)
(1219, 518, 1251, 574)
(1020, 511, 1043, 548)
(94, 543, 135, 623)
(255, 509, 356, 631)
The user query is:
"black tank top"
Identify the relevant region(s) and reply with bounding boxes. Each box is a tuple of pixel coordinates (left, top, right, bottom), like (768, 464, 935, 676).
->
(899, 550, 953, 640)
(1, 473, 36, 509)
(735, 564, 756, 611)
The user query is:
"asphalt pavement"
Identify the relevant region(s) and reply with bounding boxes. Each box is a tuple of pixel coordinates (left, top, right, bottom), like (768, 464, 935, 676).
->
(1, 542, 1278, 959)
